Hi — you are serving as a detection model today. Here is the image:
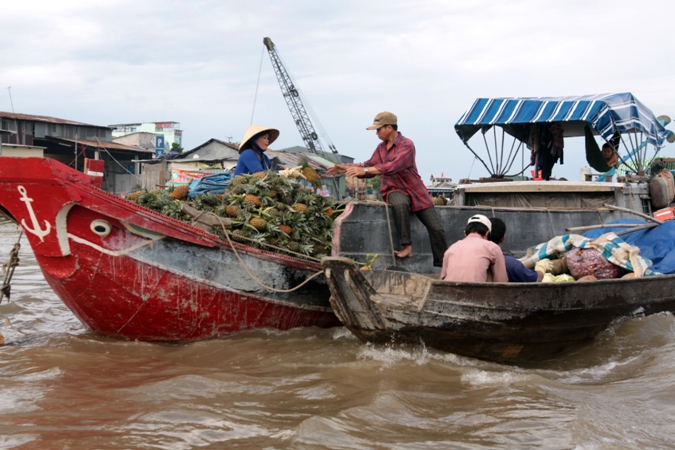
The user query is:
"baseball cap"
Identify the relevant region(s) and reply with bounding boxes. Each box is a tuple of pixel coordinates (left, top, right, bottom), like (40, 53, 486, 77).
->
(467, 214, 492, 231)
(366, 112, 397, 130)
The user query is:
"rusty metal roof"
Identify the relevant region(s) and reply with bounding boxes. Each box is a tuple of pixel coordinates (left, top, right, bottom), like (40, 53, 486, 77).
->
(47, 136, 153, 153)
(0, 111, 107, 128)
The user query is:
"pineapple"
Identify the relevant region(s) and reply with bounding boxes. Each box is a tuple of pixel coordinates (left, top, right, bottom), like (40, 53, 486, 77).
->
(298, 156, 321, 187)
(128, 190, 144, 202)
(263, 207, 281, 220)
(230, 175, 248, 186)
(243, 194, 262, 207)
(225, 205, 240, 217)
(253, 171, 267, 179)
(250, 217, 268, 231)
(171, 185, 189, 200)
(230, 229, 248, 243)
(323, 207, 333, 216)
(279, 224, 292, 235)
(293, 203, 308, 213)
(287, 241, 301, 253)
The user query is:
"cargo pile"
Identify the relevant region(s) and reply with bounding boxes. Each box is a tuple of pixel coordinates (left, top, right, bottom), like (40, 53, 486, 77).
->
(128, 171, 340, 259)
(534, 250, 634, 282)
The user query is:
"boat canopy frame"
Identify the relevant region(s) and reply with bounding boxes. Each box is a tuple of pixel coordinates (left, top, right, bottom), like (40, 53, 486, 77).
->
(454, 93, 672, 178)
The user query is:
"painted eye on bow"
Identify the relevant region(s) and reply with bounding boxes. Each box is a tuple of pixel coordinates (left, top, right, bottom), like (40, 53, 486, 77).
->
(90, 220, 112, 237)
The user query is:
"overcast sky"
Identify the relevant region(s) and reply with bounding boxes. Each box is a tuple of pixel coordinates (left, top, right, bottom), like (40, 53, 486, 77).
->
(1, 0, 673, 181)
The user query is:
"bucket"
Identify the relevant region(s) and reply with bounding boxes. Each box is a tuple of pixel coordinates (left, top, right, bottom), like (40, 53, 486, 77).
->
(657, 169, 675, 203)
(650, 176, 670, 209)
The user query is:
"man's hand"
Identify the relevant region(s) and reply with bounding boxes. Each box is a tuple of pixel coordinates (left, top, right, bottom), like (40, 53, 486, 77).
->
(345, 166, 367, 178)
(326, 164, 346, 175)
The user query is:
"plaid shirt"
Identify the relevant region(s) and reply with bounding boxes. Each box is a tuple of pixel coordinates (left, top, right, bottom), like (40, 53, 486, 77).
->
(358, 133, 433, 212)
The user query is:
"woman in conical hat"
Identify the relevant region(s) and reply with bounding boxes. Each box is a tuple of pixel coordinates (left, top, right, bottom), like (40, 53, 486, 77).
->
(233, 125, 280, 176)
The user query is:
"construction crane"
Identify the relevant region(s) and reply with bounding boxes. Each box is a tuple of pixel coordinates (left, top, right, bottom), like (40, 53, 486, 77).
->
(263, 37, 338, 155)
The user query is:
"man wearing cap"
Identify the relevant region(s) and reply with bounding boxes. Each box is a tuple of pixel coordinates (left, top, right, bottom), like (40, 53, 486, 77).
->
(233, 125, 279, 176)
(327, 112, 447, 267)
(440, 214, 508, 283)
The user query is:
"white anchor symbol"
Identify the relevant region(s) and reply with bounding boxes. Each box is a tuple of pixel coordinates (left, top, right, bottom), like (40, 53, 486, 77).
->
(18, 185, 51, 242)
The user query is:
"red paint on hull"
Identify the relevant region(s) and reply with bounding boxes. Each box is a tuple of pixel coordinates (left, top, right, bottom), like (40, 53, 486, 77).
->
(39, 249, 339, 342)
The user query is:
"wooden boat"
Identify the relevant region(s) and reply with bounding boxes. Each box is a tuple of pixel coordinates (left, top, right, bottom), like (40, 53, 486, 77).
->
(322, 256, 675, 363)
(0, 157, 340, 342)
(322, 93, 675, 363)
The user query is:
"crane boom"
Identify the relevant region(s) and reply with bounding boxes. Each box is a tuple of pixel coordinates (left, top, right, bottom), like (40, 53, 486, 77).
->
(263, 37, 337, 154)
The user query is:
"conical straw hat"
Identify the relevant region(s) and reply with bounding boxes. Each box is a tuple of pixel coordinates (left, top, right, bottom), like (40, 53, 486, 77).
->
(239, 125, 280, 151)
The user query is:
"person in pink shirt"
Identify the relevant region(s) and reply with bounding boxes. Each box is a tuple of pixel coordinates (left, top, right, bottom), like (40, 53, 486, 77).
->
(441, 214, 508, 283)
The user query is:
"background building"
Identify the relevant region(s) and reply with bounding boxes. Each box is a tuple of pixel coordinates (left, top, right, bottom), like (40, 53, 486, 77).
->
(0, 111, 152, 194)
(110, 121, 182, 155)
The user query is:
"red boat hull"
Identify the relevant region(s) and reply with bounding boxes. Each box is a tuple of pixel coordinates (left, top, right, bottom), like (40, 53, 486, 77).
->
(0, 157, 339, 341)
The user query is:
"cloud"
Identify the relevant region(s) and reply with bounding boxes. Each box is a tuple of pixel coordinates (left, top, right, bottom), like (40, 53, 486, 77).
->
(1, 0, 674, 182)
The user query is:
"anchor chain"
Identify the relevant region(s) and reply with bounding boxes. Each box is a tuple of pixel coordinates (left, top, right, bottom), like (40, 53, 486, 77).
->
(1, 231, 22, 303)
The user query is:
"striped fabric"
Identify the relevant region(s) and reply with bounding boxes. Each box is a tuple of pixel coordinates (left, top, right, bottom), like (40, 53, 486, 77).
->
(520, 232, 657, 278)
(455, 93, 669, 149)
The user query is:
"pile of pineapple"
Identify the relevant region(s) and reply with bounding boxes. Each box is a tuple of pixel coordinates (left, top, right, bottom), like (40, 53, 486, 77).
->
(128, 170, 339, 260)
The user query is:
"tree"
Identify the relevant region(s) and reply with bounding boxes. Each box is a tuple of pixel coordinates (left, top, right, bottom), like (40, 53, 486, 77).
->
(171, 142, 184, 154)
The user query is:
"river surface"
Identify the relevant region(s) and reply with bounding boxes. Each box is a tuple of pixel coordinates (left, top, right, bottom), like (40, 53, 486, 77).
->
(2, 223, 675, 449)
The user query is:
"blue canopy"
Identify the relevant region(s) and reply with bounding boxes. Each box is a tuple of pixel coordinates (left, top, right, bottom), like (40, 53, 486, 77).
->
(455, 93, 669, 148)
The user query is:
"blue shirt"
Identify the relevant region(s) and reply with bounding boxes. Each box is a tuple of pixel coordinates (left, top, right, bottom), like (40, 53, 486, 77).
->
(233, 149, 274, 176)
(505, 255, 539, 282)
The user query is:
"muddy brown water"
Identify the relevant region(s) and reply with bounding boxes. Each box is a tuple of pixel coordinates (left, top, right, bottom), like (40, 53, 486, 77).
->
(2, 223, 675, 449)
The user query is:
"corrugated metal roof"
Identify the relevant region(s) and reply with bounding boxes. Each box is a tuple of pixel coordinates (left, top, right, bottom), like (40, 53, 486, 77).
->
(268, 150, 330, 170)
(0, 111, 107, 128)
(47, 136, 153, 153)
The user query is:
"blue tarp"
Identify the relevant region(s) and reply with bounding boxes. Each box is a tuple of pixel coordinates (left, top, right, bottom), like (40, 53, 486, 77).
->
(455, 93, 669, 149)
(187, 172, 232, 198)
(583, 219, 675, 275)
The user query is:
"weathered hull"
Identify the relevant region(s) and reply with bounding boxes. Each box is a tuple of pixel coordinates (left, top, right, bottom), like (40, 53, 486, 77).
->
(0, 157, 339, 341)
(322, 257, 675, 363)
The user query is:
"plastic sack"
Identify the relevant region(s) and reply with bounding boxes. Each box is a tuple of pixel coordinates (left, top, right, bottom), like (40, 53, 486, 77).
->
(566, 247, 625, 280)
(187, 172, 232, 198)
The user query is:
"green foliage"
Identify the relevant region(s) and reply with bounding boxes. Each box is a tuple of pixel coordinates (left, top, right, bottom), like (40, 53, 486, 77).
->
(171, 142, 184, 154)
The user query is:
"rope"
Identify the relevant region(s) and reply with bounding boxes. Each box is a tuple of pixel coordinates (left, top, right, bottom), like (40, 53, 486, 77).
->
(216, 216, 324, 293)
(95, 138, 143, 181)
(250, 45, 265, 125)
(1, 230, 22, 303)
(383, 202, 397, 267)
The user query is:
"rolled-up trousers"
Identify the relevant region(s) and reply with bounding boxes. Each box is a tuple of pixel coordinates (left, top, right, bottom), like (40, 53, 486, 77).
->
(388, 192, 448, 267)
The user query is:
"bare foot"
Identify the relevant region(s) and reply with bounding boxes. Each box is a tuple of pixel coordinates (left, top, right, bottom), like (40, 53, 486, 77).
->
(394, 245, 413, 259)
